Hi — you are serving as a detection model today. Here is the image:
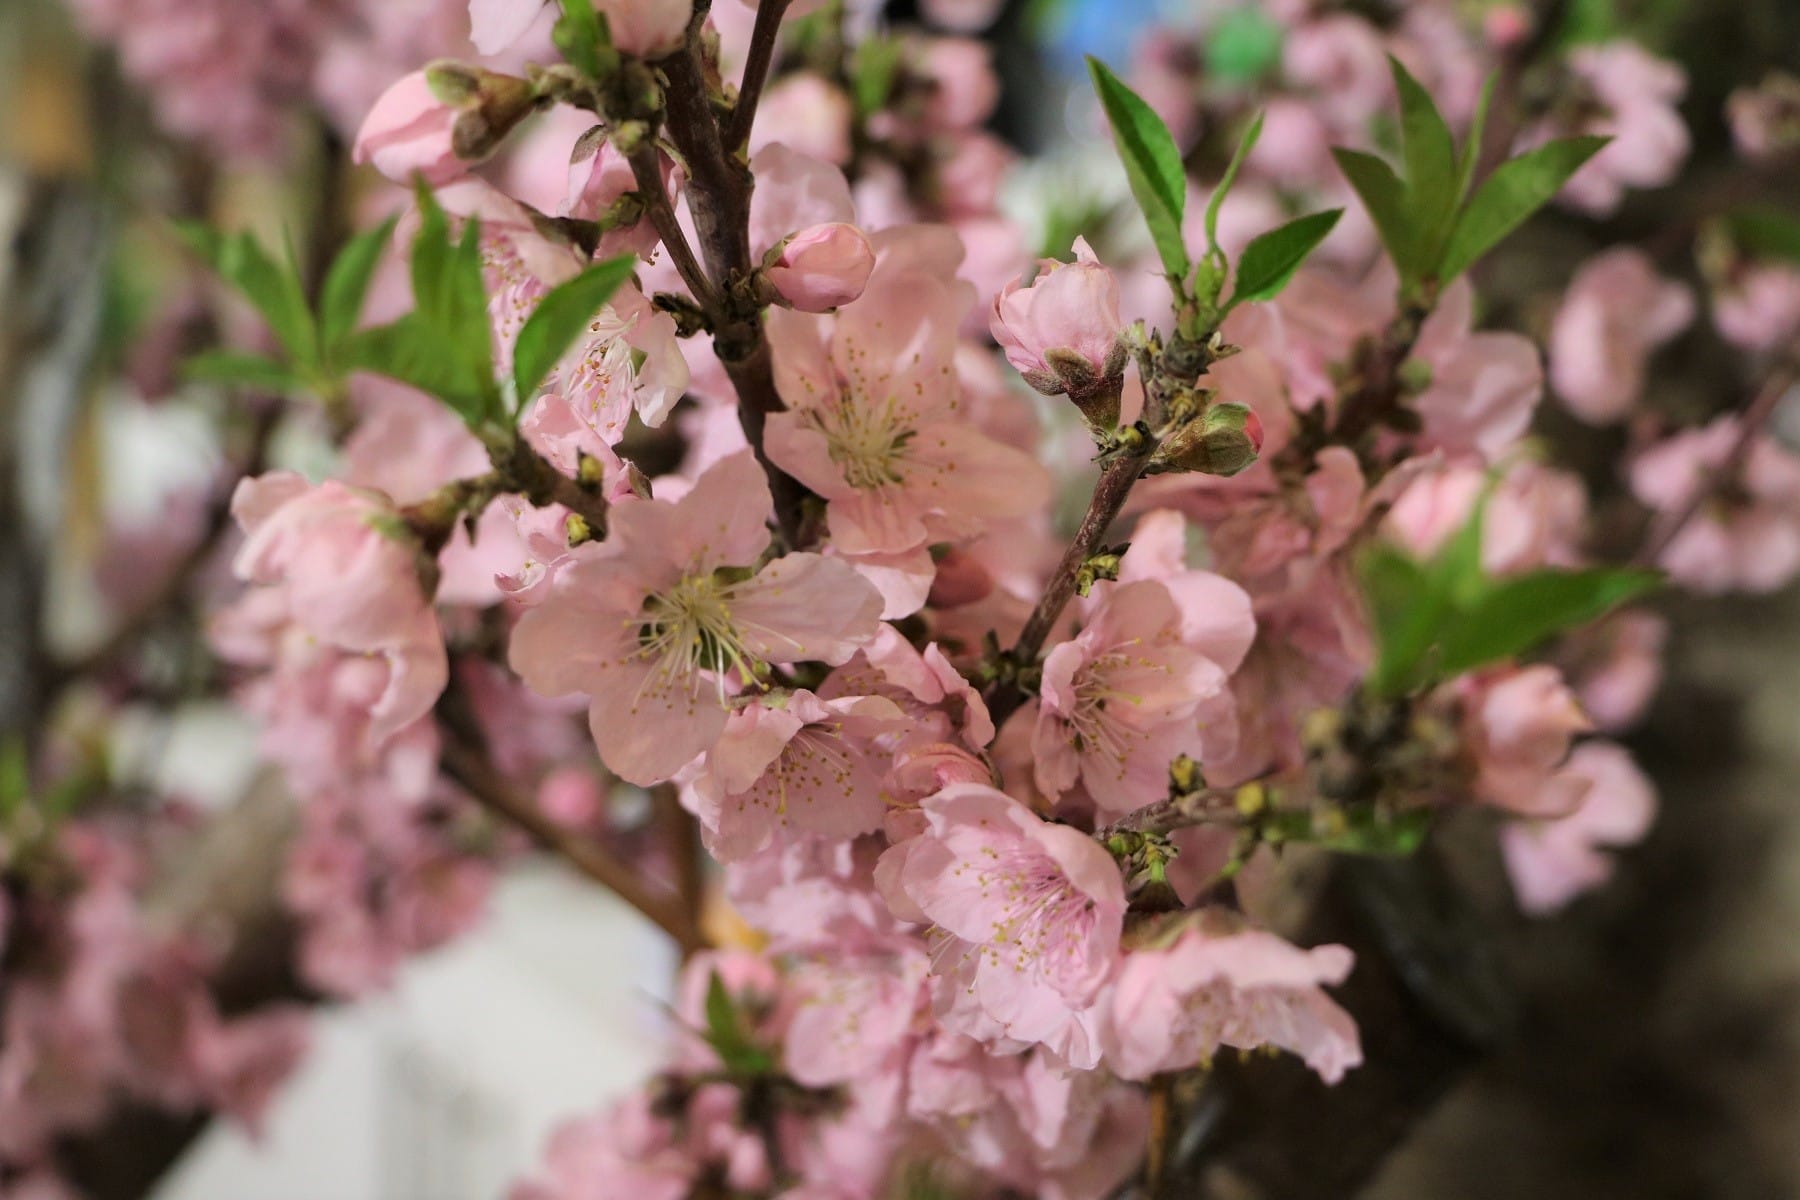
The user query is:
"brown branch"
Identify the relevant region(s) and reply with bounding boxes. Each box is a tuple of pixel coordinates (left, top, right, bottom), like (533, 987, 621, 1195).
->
(1099, 785, 1250, 837)
(439, 739, 707, 954)
(985, 447, 1153, 727)
(1636, 360, 1798, 567)
(723, 0, 794, 153)
(626, 143, 721, 316)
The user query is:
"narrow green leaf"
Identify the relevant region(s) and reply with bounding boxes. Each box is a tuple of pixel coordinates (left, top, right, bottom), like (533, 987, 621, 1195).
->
(1332, 147, 1420, 280)
(180, 222, 318, 369)
(1389, 55, 1459, 271)
(320, 216, 398, 351)
(552, 0, 608, 79)
(1205, 111, 1264, 258)
(1437, 135, 1610, 281)
(342, 316, 492, 426)
(700, 971, 776, 1076)
(182, 350, 303, 392)
(1360, 545, 1444, 697)
(1088, 56, 1190, 280)
(511, 255, 635, 408)
(1437, 566, 1661, 678)
(1227, 208, 1343, 307)
(1455, 73, 1498, 207)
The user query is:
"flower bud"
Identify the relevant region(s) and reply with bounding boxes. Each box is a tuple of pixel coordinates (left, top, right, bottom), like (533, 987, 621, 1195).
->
(354, 67, 537, 185)
(1152, 402, 1265, 477)
(762, 222, 875, 312)
(991, 238, 1128, 425)
(354, 71, 463, 184)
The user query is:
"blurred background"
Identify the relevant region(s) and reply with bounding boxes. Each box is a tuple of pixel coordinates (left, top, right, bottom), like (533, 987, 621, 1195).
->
(3, 0, 1800, 1196)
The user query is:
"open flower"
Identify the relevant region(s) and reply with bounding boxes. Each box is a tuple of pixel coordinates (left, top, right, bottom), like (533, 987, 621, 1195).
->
(1100, 916, 1361, 1083)
(1550, 247, 1693, 424)
(878, 784, 1126, 1066)
(1501, 740, 1656, 914)
(1035, 579, 1247, 816)
(764, 253, 1050, 559)
(683, 690, 904, 862)
(509, 452, 884, 784)
(230, 472, 445, 747)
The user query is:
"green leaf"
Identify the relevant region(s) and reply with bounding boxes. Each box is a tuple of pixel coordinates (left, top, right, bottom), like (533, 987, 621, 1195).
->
(1205, 110, 1264, 259)
(1360, 545, 1445, 697)
(701, 971, 776, 1077)
(851, 37, 905, 117)
(1455, 73, 1498, 207)
(1332, 147, 1420, 280)
(180, 222, 318, 368)
(342, 316, 494, 426)
(510, 255, 635, 409)
(1725, 208, 1800, 265)
(552, 0, 608, 79)
(1389, 55, 1460, 271)
(1088, 56, 1190, 281)
(182, 350, 303, 392)
(320, 216, 398, 352)
(1227, 208, 1343, 307)
(1437, 566, 1661, 678)
(1437, 135, 1609, 281)
(1204, 8, 1284, 84)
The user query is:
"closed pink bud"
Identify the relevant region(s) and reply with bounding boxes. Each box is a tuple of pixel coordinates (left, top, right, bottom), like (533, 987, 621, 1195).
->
(600, 0, 694, 58)
(353, 71, 463, 185)
(765, 222, 875, 312)
(991, 238, 1126, 396)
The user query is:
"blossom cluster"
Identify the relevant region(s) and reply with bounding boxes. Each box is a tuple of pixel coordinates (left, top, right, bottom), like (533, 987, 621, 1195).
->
(12, 0, 1800, 1196)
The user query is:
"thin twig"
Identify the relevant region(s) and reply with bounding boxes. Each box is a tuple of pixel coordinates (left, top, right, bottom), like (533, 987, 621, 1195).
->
(1637, 362, 1798, 566)
(724, 0, 794, 153)
(441, 739, 707, 954)
(986, 448, 1153, 727)
(627, 145, 721, 315)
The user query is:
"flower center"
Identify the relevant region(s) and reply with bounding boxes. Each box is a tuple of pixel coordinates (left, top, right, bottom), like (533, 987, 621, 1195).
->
(635, 573, 762, 698)
(1066, 651, 1154, 769)
(814, 392, 915, 490)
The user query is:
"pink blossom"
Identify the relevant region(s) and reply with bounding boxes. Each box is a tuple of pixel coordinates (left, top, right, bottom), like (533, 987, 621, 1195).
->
(352, 70, 463, 185)
(1566, 610, 1667, 732)
(510, 1093, 695, 1200)
(1550, 247, 1694, 424)
(1100, 918, 1361, 1083)
(597, 0, 694, 59)
(509, 452, 884, 784)
(1460, 666, 1594, 817)
(230, 472, 446, 747)
(1035, 580, 1248, 816)
(1408, 279, 1544, 463)
(683, 690, 903, 861)
(1713, 263, 1800, 355)
(1501, 740, 1656, 914)
(546, 283, 689, 440)
(783, 942, 929, 1098)
(469, 0, 547, 56)
(908, 1040, 1147, 1200)
(765, 255, 1050, 561)
(1555, 43, 1690, 215)
(878, 784, 1125, 1065)
(1631, 415, 1800, 594)
(990, 239, 1125, 403)
(1384, 460, 1587, 577)
(766, 223, 877, 312)
(750, 76, 855, 165)
(910, 38, 1000, 131)
(1727, 73, 1800, 161)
